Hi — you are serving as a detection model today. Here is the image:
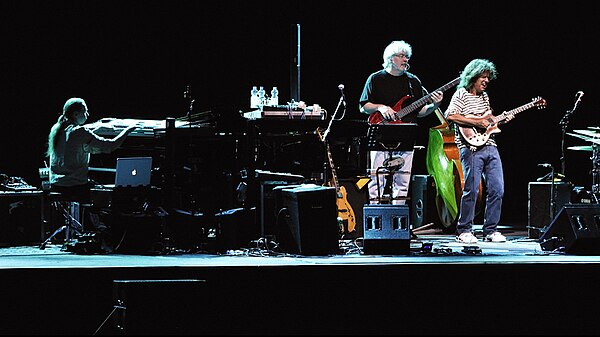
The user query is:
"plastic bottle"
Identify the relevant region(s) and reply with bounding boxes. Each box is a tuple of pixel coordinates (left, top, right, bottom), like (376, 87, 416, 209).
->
(250, 86, 260, 109)
(270, 86, 279, 106)
(258, 86, 266, 107)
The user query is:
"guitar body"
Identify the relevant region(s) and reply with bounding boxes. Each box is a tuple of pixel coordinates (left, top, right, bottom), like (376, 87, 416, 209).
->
(367, 96, 412, 125)
(458, 112, 500, 147)
(330, 183, 356, 234)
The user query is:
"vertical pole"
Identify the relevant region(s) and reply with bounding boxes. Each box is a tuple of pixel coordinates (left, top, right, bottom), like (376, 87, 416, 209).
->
(290, 24, 300, 102)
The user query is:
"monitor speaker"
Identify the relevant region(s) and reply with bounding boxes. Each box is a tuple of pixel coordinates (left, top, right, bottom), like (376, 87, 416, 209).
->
(539, 204, 600, 255)
(363, 204, 410, 255)
(277, 185, 339, 255)
(410, 175, 440, 229)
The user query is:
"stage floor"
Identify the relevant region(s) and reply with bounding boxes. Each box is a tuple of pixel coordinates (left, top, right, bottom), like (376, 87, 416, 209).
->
(2, 223, 600, 335)
(1, 225, 598, 269)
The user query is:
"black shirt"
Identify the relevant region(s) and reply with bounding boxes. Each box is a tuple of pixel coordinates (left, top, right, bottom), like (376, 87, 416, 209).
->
(359, 69, 425, 123)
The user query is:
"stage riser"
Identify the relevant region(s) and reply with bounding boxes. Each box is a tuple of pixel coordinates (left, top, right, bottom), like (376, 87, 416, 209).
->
(1, 264, 599, 335)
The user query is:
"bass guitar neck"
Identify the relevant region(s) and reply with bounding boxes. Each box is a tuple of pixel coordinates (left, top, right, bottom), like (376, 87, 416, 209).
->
(368, 76, 460, 125)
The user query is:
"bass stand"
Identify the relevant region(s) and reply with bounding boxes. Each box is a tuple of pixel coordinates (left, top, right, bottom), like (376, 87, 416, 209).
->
(591, 144, 600, 203)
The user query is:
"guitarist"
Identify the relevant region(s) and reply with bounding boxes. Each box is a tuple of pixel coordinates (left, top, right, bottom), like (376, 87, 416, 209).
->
(359, 40, 444, 205)
(445, 59, 507, 244)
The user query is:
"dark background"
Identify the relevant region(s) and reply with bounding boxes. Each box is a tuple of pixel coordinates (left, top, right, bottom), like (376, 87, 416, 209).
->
(3, 0, 599, 225)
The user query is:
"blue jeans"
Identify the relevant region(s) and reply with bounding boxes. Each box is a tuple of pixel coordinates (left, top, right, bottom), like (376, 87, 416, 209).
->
(456, 145, 504, 236)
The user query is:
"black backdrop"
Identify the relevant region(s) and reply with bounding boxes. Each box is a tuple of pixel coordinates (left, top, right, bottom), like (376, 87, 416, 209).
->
(3, 0, 599, 225)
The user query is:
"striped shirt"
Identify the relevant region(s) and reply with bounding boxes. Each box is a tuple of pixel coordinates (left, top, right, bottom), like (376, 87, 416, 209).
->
(445, 87, 496, 149)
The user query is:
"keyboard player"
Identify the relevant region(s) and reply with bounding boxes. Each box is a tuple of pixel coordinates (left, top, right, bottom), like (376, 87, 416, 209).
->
(46, 97, 140, 236)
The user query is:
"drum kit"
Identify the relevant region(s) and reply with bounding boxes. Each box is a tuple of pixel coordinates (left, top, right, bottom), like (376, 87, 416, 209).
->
(567, 128, 600, 196)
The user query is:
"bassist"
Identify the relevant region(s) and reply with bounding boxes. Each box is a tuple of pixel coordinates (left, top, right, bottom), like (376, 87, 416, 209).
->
(359, 40, 444, 205)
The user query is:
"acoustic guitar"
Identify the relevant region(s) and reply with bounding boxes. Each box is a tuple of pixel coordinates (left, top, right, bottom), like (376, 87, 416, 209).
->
(316, 127, 356, 235)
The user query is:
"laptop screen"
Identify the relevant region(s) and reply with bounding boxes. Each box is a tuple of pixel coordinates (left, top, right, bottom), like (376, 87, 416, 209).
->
(114, 157, 153, 187)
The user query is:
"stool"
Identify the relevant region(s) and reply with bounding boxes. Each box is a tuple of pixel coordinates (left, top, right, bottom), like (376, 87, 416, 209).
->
(40, 191, 91, 250)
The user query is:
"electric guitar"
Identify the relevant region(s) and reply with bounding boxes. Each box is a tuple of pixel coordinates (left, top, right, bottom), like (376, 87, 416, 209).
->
(316, 127, 356, 235)
(368, 76, 460, 125)
(459, 96, 547, 147)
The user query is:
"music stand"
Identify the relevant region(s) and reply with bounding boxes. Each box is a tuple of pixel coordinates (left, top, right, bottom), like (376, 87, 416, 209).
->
(366, 123, 418, 151)
(366, 123, 419, 203)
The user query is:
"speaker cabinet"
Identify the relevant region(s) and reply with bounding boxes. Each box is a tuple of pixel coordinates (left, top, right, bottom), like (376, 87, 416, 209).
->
(363, 204, 410, 255)
(278, 185, 339, 255)
(0, 191, 44, 246)
(259, 180, 303, 238)
(410, 175, 440, 229)
(528, 182, 572, 238)
(539, 204, 600, 255)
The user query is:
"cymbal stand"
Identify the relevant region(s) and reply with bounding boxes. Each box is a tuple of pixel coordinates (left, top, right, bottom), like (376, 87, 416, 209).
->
(591, 144, 600, 203)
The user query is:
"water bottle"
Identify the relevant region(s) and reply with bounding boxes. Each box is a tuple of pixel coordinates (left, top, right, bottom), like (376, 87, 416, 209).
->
(270, 86, 279, 106)
(250, 86, 260, 109)
(258, 86, 266, 107)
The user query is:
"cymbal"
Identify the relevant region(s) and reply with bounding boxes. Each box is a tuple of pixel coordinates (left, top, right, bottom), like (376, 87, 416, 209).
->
(567, 145, 594, 151)
(566, 133, 600, 144)
(573, 129, 600, 137)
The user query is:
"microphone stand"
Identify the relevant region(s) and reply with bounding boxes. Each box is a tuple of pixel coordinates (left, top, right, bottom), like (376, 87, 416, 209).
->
(559, 110, 573, 177)
(549, 165, 556, 223)
(559, 95, 583, 176)
(184, 85, 194, 128)
(322, 89, 346, 142)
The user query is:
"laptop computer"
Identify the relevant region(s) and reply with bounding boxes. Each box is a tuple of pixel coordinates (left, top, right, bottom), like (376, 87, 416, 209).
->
(114, 157, 153, 188)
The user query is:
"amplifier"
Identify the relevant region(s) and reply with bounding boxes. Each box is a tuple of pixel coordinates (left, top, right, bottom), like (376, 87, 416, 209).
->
(0, 191, 44, 246)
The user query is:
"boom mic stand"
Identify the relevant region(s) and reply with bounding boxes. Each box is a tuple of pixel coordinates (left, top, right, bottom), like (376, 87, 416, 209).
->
(559, 92, 584, 176)
(322, 84, 347, 142)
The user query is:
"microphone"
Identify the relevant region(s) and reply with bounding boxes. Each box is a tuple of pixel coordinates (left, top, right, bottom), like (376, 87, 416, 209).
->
(571, 90, 584, 113)
(537, 163, 552, 168)
(338, 84, 346, 106)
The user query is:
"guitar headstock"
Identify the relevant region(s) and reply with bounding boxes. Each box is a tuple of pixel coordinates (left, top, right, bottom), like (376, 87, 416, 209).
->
(315, 127, 325, 142)
(532, 96, 547, 109)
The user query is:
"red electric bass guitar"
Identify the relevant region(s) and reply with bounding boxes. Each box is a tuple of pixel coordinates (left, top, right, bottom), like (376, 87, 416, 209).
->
(368, 76, 460, 125)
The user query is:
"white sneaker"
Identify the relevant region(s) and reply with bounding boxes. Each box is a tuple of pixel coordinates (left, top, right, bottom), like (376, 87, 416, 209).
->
(485, 232, 506, 242)
(456, 232, 478, 244)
